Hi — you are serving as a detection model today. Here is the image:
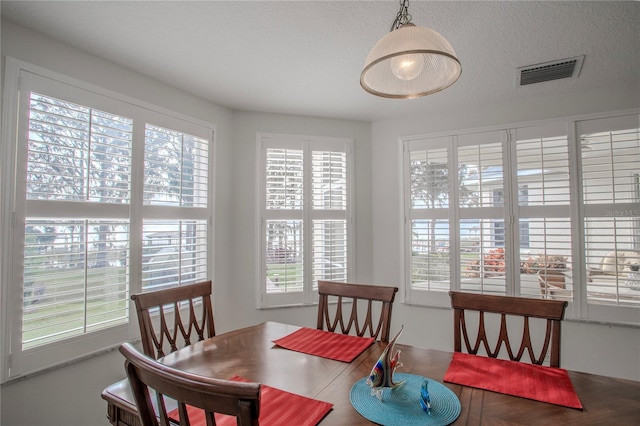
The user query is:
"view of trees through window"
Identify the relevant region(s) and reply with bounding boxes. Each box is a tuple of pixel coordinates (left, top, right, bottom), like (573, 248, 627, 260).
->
(20, 91, 210, 349)
(23, 93, 132, 349)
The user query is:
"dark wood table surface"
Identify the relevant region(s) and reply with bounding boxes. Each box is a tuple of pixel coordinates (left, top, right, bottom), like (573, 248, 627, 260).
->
(102, 321, 640, 425)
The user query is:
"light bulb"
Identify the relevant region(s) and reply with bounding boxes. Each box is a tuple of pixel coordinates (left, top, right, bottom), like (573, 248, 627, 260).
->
(390, 53, 425, 81)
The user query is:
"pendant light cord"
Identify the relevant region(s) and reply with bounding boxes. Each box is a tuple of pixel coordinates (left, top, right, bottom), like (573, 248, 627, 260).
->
(391, 0, 412, 31)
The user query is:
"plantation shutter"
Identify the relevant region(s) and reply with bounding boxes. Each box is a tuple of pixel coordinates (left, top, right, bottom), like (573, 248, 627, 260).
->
(311, 149, 348, 286)
(23, 89, 133, 350)
(404, 136, 452, 306)
(579, 115, 640, 310)
(12, 71, 134, 376)
(457, 131, 509, 295)
(264, 143, 305, 298)
(260, 135, 352, 307)
(141, 114, 211, 292)
(513, 123, 572, 300)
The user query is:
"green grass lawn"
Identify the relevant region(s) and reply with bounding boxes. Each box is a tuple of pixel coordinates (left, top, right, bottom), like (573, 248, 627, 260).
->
(22, 265, 129, 349)
(267, 262, 303, 290)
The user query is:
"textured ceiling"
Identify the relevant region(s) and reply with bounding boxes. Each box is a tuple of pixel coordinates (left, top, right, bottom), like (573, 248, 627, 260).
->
(2, 1, 639, 122)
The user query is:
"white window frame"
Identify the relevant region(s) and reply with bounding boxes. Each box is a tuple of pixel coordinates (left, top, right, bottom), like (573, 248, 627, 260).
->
(402, 111, 639, 325)
(0, 58, 216, 382)
(256, 133, 354, 308)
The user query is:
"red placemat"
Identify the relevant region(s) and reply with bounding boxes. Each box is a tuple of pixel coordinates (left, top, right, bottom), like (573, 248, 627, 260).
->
(444, 352, 583, 409)
(272, 327, 375, 362)
(169, 376, 333, 426)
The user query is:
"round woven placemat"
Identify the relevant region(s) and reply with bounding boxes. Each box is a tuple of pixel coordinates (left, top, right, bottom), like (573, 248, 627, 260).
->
(350, 373, 461, 426)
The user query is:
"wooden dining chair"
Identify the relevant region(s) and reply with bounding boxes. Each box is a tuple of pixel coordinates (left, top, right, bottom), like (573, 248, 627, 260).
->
(131, 280, 215, 359)
(317, 280, 399, 342)
(120, 342, 260, 426)
(449, 291, 568, 367)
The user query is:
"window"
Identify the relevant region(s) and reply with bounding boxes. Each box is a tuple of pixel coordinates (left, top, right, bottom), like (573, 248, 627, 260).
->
(580, 116, 640, 323)
(141, 119, 210, 292)
(21, 91, 133, 353)
(403, 113, 639, 324)
(1, 60, 214, 380)
(258, 134, 353, 307)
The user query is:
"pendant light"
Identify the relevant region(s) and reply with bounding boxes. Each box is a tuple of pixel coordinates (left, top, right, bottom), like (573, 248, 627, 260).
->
(360, 0, 462, 99)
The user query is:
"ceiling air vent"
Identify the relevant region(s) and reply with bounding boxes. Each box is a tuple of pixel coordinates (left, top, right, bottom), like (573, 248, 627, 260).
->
(516, 55, 584, 86)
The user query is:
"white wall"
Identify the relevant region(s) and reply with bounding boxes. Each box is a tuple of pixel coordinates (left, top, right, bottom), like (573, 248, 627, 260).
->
(370, 88, 640, 381)
(0, 348, 126, 426)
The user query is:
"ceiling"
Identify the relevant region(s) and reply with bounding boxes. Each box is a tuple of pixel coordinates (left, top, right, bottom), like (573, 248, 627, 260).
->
(2, 1, 638, 122)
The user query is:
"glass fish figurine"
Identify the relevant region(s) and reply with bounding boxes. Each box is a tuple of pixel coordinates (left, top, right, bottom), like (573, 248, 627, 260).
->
(366, 325, 406, 400)
(420, 379, 432, 414)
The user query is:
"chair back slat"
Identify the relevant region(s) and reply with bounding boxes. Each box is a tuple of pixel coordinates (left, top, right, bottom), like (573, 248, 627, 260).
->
(120, 342, 260, 426)
(132, 280, 215, 359)
(450, 291, 568, 367)
(317, 280, 398, 342)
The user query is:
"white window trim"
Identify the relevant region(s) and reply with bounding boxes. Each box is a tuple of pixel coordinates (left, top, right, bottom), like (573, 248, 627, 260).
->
(0, 57, 216, 382)
(256, 133, 354, 309)
(401, 110, 640, 326)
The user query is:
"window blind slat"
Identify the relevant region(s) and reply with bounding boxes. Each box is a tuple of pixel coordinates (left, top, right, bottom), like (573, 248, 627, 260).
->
(143, 124, 209, 208)
(27, 92, 133, 204)
(22, 219, 130, 349)
(312, 220, 347, 285)
(141, 220, 208, 291)
(265, 220, 304, 293)
(312, 151, 347, 210)
(265, 148, 304, 210)
(516, 136, 570, 207)
(409, 148, 449, 209)
(411, 219, 450, 292)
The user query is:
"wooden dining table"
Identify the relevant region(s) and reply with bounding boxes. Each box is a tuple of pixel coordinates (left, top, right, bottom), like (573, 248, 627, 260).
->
(102, 321, 640, 425)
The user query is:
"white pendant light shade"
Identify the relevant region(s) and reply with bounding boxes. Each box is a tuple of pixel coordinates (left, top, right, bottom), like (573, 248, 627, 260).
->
(361, 23, 462, 99)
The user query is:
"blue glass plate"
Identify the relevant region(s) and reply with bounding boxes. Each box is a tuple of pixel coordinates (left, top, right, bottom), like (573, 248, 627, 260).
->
(350, 373, 461, 426)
